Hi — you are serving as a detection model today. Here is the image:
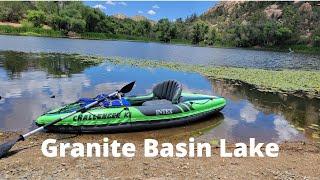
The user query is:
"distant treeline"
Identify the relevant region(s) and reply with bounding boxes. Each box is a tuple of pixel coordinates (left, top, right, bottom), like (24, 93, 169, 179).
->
(0, 1, 319, 49)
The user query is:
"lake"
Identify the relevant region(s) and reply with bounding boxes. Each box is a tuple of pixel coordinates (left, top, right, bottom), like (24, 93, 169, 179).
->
(0, 51, 319, 143)
(0, 35, 319, 70)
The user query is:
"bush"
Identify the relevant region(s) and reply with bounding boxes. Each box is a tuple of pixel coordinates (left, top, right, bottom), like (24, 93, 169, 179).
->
(313, 36, 320, 47)
(20, 19, 33, 28)
(69, 19, 86, 33)
(275, 27, 292, 45)
(204, 28, 216, 45)
(26, 10, 46, 27)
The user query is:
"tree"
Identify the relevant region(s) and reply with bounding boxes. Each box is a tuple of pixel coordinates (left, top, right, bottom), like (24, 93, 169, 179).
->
(0, 2, 32, 22)
(191, 21, 208, 44)
(275, 27, 292, 45)
(262, 21, 277, 46)
(83, 8, 103, 32)
(69, 18, 86, 33)
(26, 10, 46, 27)
(96, 18, 115, 34)
(134, 20, 151, 37)
(154, 19, 174, 42)
(185, 13, 197, 23)
(205, 28, 217, 45)
(50, 15, 69, 31)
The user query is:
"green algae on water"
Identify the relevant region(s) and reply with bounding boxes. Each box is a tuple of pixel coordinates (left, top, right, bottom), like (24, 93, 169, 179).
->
(106, 57, 320, 98)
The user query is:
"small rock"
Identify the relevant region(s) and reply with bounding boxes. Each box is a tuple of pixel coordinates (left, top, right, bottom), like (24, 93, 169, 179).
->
(50, 95, 55, 98)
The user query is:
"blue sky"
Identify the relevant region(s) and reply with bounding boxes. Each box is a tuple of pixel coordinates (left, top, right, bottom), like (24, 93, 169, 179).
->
(84, 1, 217, 21)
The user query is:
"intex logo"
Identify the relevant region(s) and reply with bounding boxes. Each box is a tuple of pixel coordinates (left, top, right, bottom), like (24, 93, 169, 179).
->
(156, 109, 173, 115)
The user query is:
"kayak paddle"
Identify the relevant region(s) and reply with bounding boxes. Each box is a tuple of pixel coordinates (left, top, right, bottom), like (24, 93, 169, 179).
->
(0, 81, 135, 158)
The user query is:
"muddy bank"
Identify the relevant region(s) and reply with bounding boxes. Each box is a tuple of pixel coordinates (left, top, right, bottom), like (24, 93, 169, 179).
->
(1, 131, 319, 179)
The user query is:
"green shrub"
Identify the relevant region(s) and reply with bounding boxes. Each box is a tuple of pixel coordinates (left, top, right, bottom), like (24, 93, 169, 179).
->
(26, 10, 46, 27)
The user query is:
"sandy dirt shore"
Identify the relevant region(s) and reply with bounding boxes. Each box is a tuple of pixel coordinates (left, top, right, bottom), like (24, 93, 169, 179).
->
(0, 131, 319, 180)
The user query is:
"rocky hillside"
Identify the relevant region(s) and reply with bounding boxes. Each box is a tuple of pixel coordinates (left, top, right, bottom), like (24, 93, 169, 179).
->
(200, 1, 320, 47)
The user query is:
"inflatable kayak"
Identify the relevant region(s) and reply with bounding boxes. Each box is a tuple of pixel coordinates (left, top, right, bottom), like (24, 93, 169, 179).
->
(36, 80, 226, 133)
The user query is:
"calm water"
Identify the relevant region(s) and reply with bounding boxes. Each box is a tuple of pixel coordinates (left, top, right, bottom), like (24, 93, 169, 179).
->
(0, 51, 319, 143)
(0, 35, 320, 70)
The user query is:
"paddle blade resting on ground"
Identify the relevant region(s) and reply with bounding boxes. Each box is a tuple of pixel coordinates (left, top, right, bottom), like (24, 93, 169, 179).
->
(0, 138, 20, 158)
(119, 81, 135, 94)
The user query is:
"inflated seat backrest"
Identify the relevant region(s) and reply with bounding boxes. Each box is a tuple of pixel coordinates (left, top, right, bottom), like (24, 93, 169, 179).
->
(152, 80, 182, 104)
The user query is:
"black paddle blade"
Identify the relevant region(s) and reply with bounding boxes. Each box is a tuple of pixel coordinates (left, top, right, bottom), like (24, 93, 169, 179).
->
(0, 138, 18, 158)
(119, 81, 135, 94)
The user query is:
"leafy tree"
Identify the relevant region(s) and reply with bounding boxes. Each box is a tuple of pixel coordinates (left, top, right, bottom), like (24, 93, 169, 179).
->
(69, 18, 86, 33)
(26, 10, 46, 27)
(83, 8, 103, 32)
(191, 21, 208, 44)
(154, 19, 173, 42)
(205, 27, 217, 45)
(0, 2, 32, 22)
(275, 27, 292, 45)
(135, 20, 151, 37)
(96, 18, 115, 34)
(262, 21, 277, 46)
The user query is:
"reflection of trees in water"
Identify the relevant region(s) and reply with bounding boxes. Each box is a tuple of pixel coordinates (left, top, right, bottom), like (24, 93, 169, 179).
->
(0, 51, 100, 79)
(1, 52, 29, 79)
(210, 78, 320, 128)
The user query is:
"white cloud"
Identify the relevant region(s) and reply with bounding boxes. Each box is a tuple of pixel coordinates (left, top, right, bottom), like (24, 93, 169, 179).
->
(93, 4, 106, 10)
(152, 4, 160, 9)
(273, 116, 300, 142)
(118, 2, 127, 6)
(138, 10, 143, 14)
(240, 103, 259, 123)
(147, 10, 156, 15)
(106, 0, 115, 5)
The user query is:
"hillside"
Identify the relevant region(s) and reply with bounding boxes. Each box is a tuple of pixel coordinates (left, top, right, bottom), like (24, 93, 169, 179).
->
(200, 1, 320, 48)
(0, 1, 319, 53)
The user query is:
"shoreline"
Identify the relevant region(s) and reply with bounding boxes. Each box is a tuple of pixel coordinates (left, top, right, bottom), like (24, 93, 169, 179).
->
(0, 29, 319, 55)
(0, 131, 319, 179)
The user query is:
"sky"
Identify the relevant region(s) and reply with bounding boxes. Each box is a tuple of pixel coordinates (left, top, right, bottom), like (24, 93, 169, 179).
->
(84, 1, 218, 21)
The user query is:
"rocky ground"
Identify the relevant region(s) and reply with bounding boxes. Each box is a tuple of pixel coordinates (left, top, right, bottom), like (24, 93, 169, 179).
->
(0, 131, 319, 180)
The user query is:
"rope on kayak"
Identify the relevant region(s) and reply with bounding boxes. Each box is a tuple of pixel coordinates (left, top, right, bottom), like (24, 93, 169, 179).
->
(55, 102, 78, 114)
(189, 99, 211, 105)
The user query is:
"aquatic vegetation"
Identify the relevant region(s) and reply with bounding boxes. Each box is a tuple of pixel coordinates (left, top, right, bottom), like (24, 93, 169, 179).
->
(0, 25, 63, 37)
(1, 50, 319, 97)
(106, 57, 320, 98)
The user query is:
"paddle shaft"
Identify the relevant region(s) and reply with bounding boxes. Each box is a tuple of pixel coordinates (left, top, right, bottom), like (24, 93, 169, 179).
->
(0, 81, 135, 159)
(22, 92, 117, 140)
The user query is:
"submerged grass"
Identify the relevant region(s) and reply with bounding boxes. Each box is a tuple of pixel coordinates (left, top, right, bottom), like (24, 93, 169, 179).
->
(106, 57, 320, 98)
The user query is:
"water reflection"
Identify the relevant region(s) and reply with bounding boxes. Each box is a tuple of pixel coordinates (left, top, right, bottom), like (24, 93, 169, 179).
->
(0, 35, 319, 70)
(0, 51, 99, 79)
(210, 79, 319, 142)
(0, 51, 319, 143)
